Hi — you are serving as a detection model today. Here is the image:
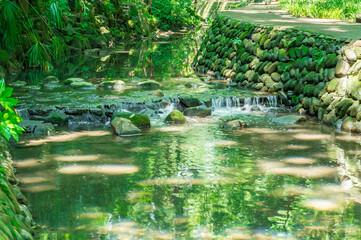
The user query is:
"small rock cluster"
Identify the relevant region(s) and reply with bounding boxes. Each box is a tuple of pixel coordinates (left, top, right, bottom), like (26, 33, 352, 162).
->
(193, 15, 361, 132)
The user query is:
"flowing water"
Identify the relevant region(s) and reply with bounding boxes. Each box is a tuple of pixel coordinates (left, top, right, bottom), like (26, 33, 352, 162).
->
(8, 32, 361, 239)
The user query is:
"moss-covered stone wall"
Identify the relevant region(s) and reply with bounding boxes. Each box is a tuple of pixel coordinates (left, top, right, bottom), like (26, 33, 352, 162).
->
(0, 136, 35, 239)
(193, 15, 361, 132)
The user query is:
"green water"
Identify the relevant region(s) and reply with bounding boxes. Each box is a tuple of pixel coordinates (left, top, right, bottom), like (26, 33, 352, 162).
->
(11, 111, 361, 239)
(8, 32, 361, 239)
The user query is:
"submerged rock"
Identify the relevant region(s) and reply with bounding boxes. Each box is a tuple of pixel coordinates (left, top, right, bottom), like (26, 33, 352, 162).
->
(112, 112, 150, 128)
(137, 80, 160, 89)
(164, 110, 186, 124)
(98, 80, 125, 90)
(183, 106, 211, 117)
(272, 115, 306, 125)
(111, 117, 142, 136)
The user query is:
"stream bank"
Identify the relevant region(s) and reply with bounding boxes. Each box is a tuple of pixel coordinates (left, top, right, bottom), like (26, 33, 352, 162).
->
(0, 136, 35, 239)
(193, 12, 361, 133)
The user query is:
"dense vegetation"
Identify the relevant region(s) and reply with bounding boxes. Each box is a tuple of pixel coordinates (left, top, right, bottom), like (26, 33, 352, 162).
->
(279, 0, 361, 22)
(0, 0, 200, 71)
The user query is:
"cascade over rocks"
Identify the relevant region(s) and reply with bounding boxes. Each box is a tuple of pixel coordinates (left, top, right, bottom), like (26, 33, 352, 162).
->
(193, 15, 361, 133)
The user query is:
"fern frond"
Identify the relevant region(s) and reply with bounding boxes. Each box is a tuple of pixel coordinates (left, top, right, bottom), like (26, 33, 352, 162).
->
(0, 1, 22, 49)
(49, 1, 63, 30)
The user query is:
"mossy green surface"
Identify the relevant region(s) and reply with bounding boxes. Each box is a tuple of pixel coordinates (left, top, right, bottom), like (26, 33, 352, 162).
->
(112, 112, 151, 128)
(164, 110, 186, 124)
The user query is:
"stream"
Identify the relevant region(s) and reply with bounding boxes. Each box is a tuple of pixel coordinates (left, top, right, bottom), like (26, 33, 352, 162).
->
(8, 31, 361, 240)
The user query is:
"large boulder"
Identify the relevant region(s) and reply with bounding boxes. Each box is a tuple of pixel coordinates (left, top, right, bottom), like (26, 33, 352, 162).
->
(112, 112, 150, 128)
(184, 107, 211, 117)
(164, 110, 186, 124)
(137, 80, 160, 89)
(272, 115, 306, 125)
(111, 117, 142, 136)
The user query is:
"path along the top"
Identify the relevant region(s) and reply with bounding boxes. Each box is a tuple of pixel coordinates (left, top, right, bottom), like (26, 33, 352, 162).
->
(219, 3, 361, 40)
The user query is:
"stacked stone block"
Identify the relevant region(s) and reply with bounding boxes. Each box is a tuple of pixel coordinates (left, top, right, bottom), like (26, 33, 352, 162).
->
(193, 15, 361, 132)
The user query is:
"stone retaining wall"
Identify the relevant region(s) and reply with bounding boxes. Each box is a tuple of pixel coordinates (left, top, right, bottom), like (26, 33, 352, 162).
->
(193, 15, 361, 132)
(0, 136, 35, 239)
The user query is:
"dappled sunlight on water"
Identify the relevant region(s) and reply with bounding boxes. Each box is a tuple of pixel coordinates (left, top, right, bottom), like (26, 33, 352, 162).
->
(19, 130, 111, 146)
(11, 108, 361, 239)
(54, 154, 101, 162)
(58, 164, 139, 175)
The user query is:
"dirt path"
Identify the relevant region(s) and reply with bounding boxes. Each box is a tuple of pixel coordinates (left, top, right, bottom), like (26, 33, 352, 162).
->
(220, 2, 361, 40)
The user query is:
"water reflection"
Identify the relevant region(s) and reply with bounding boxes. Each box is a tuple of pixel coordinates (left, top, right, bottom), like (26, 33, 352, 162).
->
(11, 111, 361, 240)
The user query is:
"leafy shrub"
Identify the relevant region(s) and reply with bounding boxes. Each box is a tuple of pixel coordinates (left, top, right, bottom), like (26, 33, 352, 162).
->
(0, 79, 24, 142)
(152, 0, 200, 30)
(279, 0, 361, 22)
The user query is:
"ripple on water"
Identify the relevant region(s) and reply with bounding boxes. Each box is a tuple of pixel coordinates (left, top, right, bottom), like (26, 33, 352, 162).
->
(58, 164, 139, 175)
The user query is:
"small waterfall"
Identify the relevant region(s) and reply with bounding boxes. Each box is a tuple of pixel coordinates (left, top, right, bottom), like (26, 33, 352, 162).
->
(212, 95, 279, 115)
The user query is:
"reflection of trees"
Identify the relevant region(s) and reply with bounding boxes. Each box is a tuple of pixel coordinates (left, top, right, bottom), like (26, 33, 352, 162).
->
(114, 125, 361, 239)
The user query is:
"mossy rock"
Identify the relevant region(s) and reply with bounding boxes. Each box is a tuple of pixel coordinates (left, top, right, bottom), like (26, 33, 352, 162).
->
(69, 81, 96, 90)
(164, 110, 186, 124)
(179, 96, 202, 108)
(325, 53, 338, 68)
(335, 98, 354, 118)
(327, 78, 340, 92)
(45, 111, 69, 125)
(137, 80, 160, 90)
(112, 112, 150, 128)
(98, 80, 125, 90)
(111, 117, 142, 136)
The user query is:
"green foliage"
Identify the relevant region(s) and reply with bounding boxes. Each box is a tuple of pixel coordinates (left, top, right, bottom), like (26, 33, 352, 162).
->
(0, 79, 23, 142)
(152, 0, 200, 30)
(279, 0, 361, 22)
(27, 42, 53, 69)
(0, 0, 22, 49)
